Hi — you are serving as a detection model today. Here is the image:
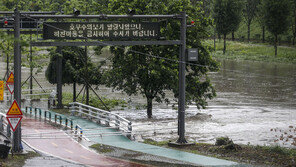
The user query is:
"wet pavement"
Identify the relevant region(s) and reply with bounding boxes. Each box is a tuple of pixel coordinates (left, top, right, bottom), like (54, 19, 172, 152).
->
(22, 116, 147, 167)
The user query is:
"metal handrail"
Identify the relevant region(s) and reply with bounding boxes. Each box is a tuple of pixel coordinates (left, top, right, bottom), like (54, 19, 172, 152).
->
(69, 102, 132, 137)
(70, 102, 130, 123)
(0, 113, 12, 140)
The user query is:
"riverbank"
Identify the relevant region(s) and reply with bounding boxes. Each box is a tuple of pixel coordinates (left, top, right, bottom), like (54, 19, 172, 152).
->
(143, 139, 296, 167)
(203, 40, 296, 64)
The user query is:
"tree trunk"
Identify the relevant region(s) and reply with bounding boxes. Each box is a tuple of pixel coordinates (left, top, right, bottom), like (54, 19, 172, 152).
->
(232, 31, 235, 41)
(6, 52, 9, 79)
(223, 34, 226, 54)
(218, 33, 221, 42)
(293, 6, 296, 45)
(274, 35, 278, 57)
(147, 97, 153, 119)
(73, 82, 76, 102)
(86, 84, 89, 105)
(214, 35, 216, 51)
(247, 22, 251, 42)
(262, 26, 265, 43)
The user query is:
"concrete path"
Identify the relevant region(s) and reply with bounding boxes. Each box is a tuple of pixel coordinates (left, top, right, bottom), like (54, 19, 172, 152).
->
(22, 116, 147, 167)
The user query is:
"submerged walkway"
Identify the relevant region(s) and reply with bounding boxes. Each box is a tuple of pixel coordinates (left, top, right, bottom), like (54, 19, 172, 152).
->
(37, 109, 244, 167)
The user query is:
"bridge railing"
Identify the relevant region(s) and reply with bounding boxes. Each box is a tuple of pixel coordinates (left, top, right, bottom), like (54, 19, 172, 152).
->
(69, 102, 132, 138)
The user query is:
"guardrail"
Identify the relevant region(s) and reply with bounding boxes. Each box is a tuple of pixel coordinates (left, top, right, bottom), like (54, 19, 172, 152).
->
(69, 102, 132, 139)
(0, 113, 12, 142)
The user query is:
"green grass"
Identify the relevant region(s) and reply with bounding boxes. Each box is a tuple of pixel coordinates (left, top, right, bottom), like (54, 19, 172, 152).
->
(0, 151, 39, 167)
(89, 144, 114, 153)
(257, 145, 296, 157)
(143, 139, 169, 146)
(62, 92, 127, 110)
(203, 40, 296, 63)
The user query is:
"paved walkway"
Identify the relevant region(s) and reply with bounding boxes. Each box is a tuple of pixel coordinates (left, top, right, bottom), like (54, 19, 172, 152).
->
(22, 116, 147, 167)
(33, 109, 245, 167)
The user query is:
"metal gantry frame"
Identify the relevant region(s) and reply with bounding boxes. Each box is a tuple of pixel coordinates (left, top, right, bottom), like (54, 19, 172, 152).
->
(6, 9, 189, 152)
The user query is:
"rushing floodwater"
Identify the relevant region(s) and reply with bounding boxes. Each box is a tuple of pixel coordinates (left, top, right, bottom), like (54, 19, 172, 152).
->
(118, 59, 296, 148)
(0, 56, 295, 148)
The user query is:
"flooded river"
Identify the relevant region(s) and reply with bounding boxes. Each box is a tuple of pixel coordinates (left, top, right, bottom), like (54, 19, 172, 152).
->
(120, 59, 296, 148)
(1, 55, 295, 148)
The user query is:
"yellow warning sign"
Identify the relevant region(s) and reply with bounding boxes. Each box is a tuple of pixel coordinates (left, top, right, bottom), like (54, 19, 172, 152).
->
(6, 72, 14, 83)
(7, 100, 23, 116)
(0, 81, 4, 101)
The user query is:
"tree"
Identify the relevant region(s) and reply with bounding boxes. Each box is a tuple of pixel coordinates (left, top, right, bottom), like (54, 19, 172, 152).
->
(291, 0, 296, 45)
(0, 32, 14, 79)
(45, 46, 101, 95)
(242, 0, 260, 42)
(103, 0, 218, 118)
(262, 0, 291, 56)
(46, 46, 83, 85)
(256, 3, 266, 43)
(213, 0, 243, 54)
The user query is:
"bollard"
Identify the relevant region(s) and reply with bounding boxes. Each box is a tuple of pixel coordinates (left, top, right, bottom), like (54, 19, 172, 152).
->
(44, 111, 47, 120)
(54, 114, 57, 124)
(79, 128, 83, 141)
(75, 125, 78, 135)
(127, 122, 132, 139)
(59, 115, 62, 125)
(48, 112, 51, 121)
(70, 120, 73, 130)
(25, 107, 30, 114)
(39, 109, 42, 118)
(65, 118, 68, 127)
(26, 107, 33, 114)
(34, 108, 38, 117)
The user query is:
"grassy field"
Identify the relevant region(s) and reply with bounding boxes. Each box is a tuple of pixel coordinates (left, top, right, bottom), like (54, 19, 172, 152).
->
(62, 92, 127, 110)
(203, 39, 296, 64)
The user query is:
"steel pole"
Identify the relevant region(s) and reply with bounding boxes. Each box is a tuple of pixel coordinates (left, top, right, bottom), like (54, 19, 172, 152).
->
(13, 8, 22, 152)
(85, 46, 89, 105)
(177, 11, 187, 144)
(56, 47, 63, 109)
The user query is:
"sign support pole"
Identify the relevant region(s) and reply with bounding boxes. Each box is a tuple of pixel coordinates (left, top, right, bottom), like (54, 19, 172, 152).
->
(57, 46, 63, 109)
(30, 33, 33, 95)
(177, 11, 187, 144)
(13, 8, 22, 153)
